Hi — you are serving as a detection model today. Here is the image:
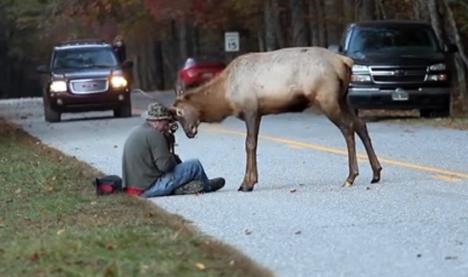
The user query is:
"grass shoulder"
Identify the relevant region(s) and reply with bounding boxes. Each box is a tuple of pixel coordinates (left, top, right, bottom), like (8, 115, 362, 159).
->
(359, 109, 468, 130)
(0, 119, 271, 276)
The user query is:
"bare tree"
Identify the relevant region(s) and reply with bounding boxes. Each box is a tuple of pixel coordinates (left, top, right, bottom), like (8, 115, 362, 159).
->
(427, 0, 446, 42)
(264, 0, 276, 50)
(289, 0, 308, 46)
(360, 0, 375, 21)
(310, 0, 327, 47)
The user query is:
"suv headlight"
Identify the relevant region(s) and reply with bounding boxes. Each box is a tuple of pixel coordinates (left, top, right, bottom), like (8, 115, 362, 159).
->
(110, 76, 128, 88)
(429, 63, 446, 71)
(351, 64, 371, 82)
(352, 65, 369, 73)
(49, 80, 67, 93)
(426, 74, 448, 81)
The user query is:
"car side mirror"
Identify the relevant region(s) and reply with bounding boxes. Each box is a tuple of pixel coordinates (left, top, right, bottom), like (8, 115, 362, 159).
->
(36, 65, 49, 74)
(122, 60, 133, 69)
(445, 43, 458, 53)
(328, 44, 342, 53)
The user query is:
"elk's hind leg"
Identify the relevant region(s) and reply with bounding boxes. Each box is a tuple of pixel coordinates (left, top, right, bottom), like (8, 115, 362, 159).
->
(352, 114, 382, 183)
(324, 110, 359, 187)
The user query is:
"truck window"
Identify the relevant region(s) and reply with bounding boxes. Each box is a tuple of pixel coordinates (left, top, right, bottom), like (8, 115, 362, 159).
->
(348, 25, 440, 55)
(53, 47, 118, 69)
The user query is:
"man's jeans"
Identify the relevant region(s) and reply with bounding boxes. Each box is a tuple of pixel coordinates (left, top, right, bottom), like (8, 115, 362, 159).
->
(142, 159, 209, 198)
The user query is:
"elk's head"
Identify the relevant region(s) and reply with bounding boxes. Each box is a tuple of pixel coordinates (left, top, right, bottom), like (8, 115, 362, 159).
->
(171, 94, 200, 139)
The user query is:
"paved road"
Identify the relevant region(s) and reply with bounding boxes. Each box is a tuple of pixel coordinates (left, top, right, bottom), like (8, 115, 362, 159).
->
(1, 92, 468, 277)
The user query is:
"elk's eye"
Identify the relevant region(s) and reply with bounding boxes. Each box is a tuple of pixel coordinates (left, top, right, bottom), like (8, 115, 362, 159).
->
(176, 109, 184, 117)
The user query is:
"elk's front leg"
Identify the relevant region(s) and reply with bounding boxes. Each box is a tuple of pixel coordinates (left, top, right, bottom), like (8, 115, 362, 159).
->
(239, 113, 261, 192)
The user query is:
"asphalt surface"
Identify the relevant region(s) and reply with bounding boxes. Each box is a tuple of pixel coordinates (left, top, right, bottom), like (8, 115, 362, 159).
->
(1, 92, 468, 277)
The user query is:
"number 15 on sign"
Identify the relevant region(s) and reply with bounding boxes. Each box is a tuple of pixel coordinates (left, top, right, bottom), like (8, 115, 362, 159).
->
(225, 32, 239, 52)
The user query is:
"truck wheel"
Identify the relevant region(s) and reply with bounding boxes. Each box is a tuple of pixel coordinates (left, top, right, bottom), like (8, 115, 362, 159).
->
(44, 102, 61, 122)
(114, 100, 132, 118)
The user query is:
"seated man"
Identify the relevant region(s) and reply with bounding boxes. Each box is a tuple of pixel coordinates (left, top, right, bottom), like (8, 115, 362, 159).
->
(122, 102, 225, 197)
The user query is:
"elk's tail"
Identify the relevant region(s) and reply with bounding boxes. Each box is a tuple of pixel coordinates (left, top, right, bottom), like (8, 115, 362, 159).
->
(337, 54, 354, 97)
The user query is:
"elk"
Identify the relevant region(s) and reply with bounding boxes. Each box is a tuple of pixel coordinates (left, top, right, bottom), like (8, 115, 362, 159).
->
(170, 47, 382, 192)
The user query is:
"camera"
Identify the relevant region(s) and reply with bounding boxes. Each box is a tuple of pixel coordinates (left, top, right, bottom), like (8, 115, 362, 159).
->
(169, 121, 178, 133)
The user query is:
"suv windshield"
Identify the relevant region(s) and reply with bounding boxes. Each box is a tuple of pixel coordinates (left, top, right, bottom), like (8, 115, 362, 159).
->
(348, 25, 440, 55)
(53, 47, 118, 69)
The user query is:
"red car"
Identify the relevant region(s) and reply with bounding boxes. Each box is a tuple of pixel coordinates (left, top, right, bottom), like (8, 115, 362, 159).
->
(176, 57, 225, 90)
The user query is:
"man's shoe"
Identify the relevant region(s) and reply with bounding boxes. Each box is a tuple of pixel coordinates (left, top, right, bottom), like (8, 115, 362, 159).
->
(206, 177, 225, 192)
(173, 180, 204, 195)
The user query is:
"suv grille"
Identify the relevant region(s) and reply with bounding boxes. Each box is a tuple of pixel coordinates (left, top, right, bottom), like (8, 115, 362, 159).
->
(370, 66, 427, 83)
(70, 78, 109, 94)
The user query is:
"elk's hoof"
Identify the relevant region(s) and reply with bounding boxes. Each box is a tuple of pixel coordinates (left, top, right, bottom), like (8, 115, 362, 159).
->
(238, 185, 254, 192)
(371, 167, 382, 184)
(342, 181, 353, 188)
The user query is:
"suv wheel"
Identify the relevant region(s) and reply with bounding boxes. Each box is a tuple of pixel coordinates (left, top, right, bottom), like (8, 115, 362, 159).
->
(43, 100, 61, 123)
(114, 100, 132, 118)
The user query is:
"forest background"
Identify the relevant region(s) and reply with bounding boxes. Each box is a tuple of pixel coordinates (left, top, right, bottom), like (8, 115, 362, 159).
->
(0, 0, 467, 113)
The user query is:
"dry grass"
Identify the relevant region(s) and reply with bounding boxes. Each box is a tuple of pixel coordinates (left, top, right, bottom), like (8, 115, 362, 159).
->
(359, 109, 468, 130)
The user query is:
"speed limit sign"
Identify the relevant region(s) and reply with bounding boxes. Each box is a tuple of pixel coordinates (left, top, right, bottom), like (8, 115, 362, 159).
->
(225, 32, 240, 52)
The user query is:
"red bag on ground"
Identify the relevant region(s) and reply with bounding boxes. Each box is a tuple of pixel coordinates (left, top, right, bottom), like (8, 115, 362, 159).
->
(94, 175, 123, 196)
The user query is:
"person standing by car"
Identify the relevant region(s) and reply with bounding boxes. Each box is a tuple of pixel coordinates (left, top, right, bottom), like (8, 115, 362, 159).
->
(112, 35, 126, 63)
(122, 102, 225, 197)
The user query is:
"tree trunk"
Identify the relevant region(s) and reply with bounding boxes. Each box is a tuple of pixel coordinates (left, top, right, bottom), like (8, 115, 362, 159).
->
(307, 0, 319, 46)
(289, 0, 308, 46)
(442, 0, 468, 68)
(343, 0, 355, 23)
(272, 0, 286, 48)
(325, 0, 344, 45)
(427, 0, 446, 43)
(375, 0, 387, 19)
(360, 0, 375, 21)
(442, 0, 467, 113)
(313, 0, 327, 47)
(154, 41, 165, 89)
(412, 0, 429, 20)
(264, 0, 276, 51)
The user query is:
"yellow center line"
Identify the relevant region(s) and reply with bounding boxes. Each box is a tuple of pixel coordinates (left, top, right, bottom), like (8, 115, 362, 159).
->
(205, 125, 468, 180)
(433, 175, 462, 183)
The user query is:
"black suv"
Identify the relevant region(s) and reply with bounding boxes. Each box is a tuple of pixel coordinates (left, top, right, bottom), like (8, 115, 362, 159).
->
(37, 40, 133, 122)
(330, 21, 456, 117)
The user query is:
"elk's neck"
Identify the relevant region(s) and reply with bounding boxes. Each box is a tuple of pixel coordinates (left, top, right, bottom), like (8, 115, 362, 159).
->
(188, 76, 233, 122)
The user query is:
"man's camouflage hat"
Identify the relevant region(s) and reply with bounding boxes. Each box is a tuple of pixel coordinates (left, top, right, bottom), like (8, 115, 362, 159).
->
(142, 102, 173, 121)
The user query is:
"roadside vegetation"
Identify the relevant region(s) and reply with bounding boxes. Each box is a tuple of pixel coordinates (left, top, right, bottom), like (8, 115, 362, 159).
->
(359, 109, 468, 130)
(0, 119, 271, 276)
